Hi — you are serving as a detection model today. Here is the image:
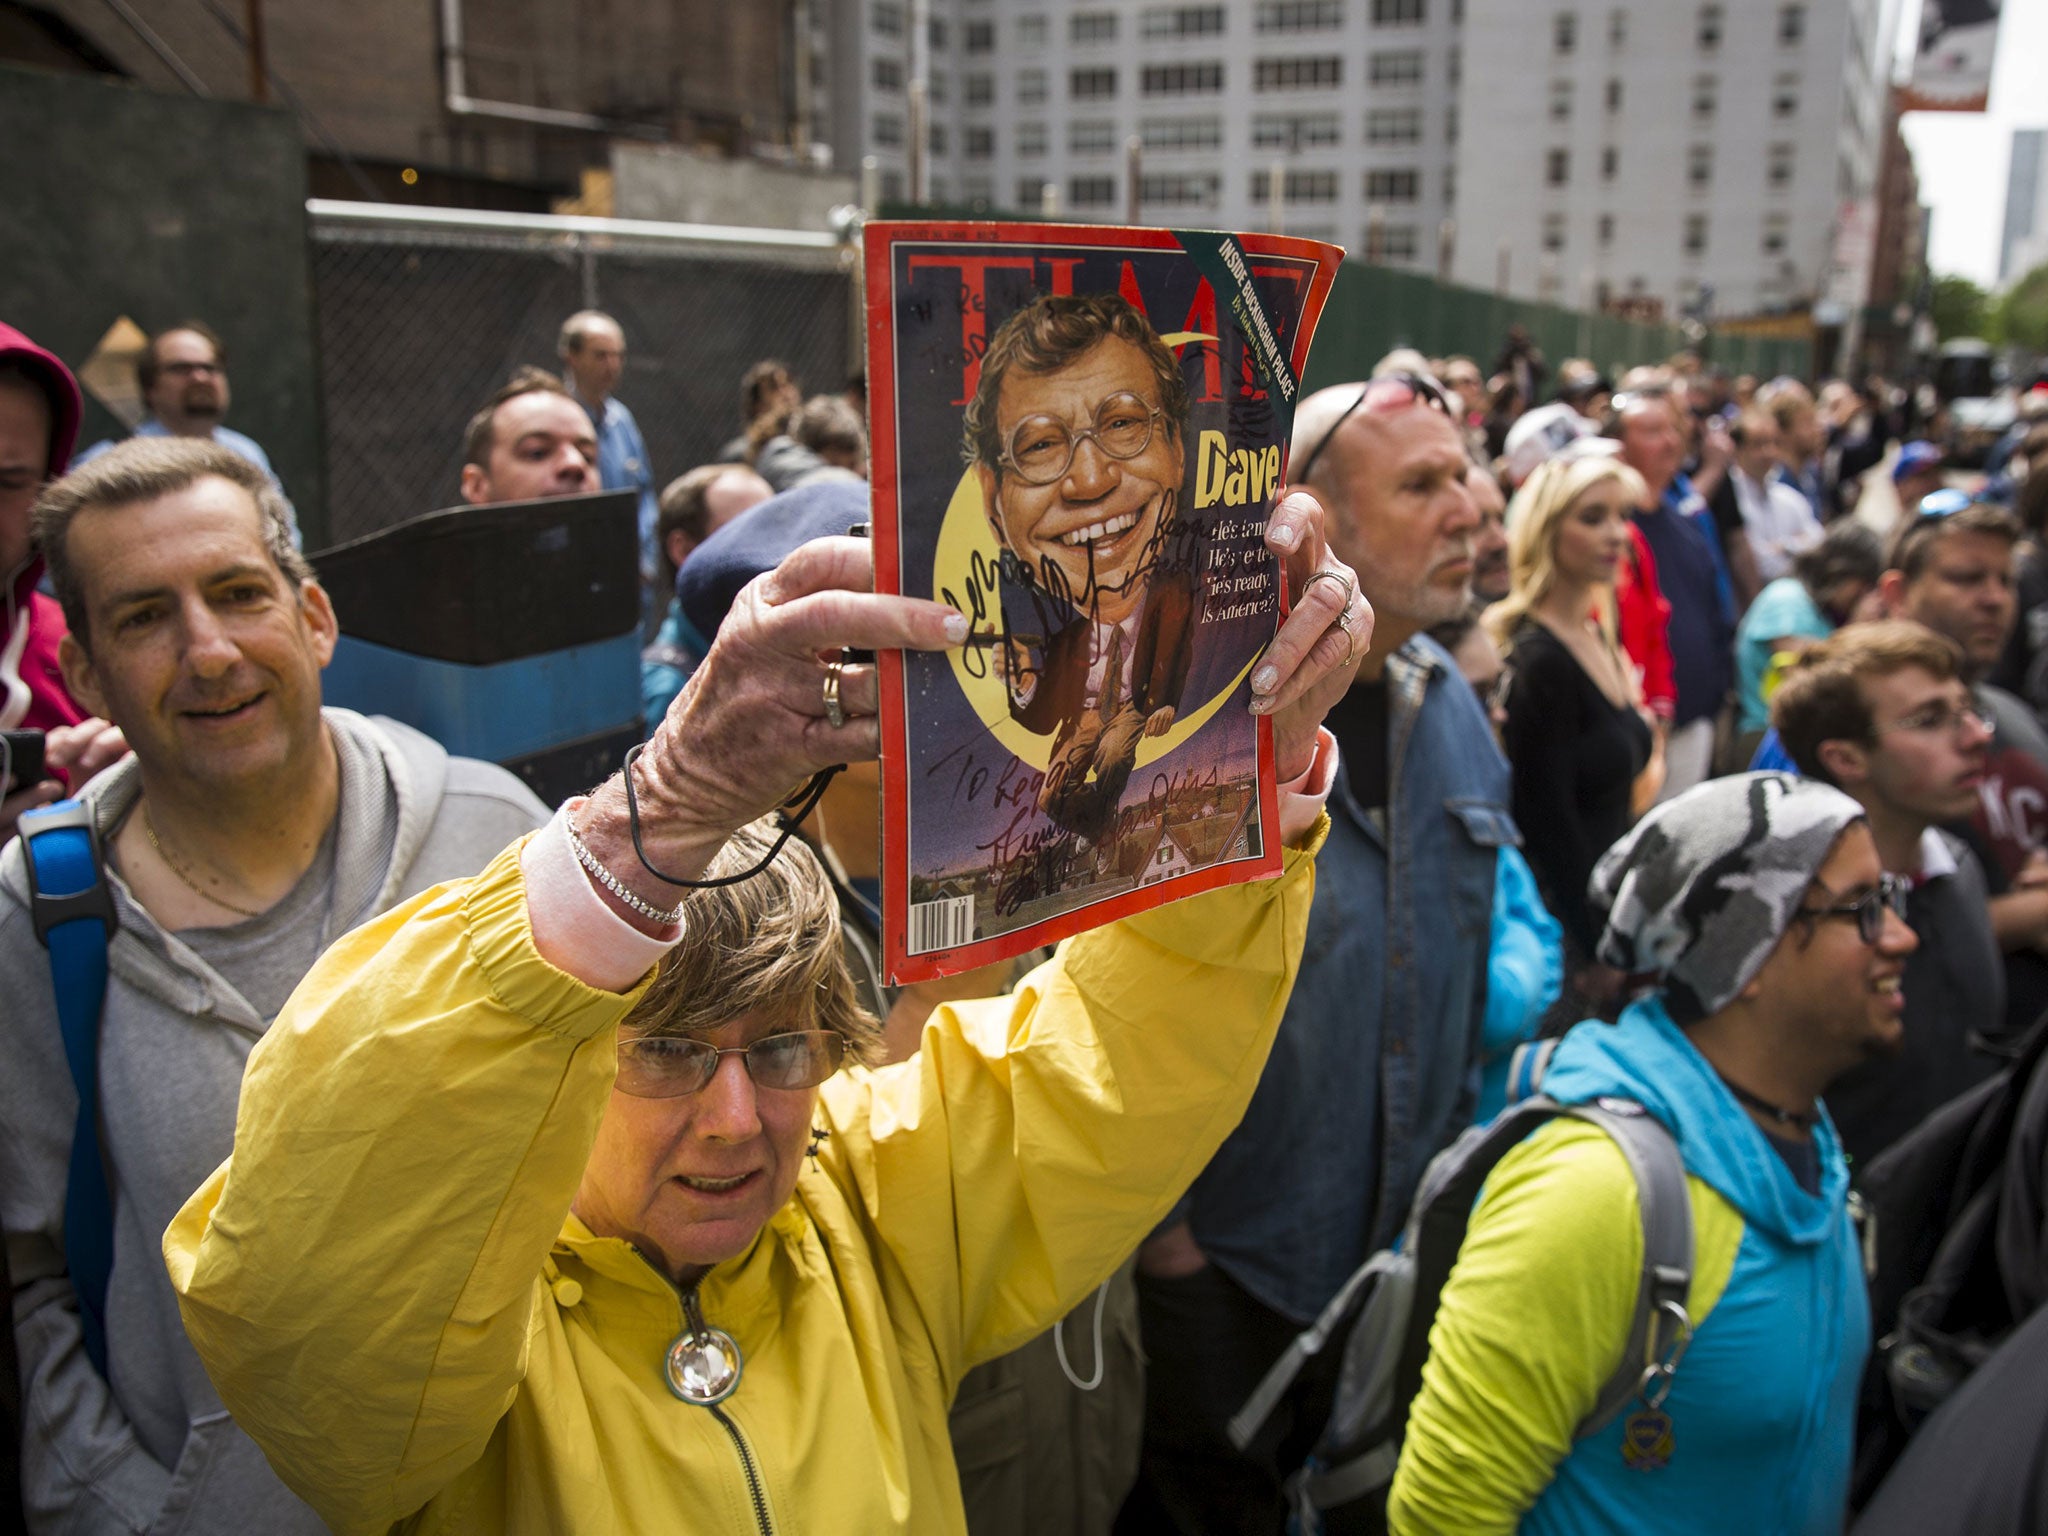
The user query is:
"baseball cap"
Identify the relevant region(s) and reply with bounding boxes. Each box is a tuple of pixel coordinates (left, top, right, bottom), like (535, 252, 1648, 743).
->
(1503, 401, 1599, 487)
(1892, 441, 1944, 483)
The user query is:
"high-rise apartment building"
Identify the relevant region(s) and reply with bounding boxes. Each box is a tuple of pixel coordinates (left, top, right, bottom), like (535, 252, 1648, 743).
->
(2002, 129, 2048, 288)
(1450, 0, 1890, 321)
(816, 0, 1465, 268)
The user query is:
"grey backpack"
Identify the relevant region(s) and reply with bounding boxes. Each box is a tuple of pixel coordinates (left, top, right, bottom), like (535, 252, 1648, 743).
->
(1228, 1087, 1695, 1532)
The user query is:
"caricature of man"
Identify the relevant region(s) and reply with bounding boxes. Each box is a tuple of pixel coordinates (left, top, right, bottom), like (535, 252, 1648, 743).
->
(964, 293, 1201, 842)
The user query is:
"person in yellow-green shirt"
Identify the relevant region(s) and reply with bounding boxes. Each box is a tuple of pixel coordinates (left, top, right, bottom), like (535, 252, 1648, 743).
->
(1391, 771, 1915, 1536)
(164, 491, 1368, 1535)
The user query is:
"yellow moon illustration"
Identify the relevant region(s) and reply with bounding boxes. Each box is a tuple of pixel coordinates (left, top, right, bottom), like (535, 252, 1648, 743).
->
(937, 332, 1256, 772)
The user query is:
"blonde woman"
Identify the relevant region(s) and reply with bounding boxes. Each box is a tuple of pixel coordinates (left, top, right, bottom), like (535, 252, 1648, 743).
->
(1487, 453, 1657, 1013)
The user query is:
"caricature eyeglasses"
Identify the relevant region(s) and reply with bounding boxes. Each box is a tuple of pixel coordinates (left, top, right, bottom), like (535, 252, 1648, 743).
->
(1000, 392, 1168, 486)
(1292, 371, 1455, 486)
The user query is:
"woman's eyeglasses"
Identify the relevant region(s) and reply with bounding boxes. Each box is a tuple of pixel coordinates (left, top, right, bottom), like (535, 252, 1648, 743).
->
(1292, 371, 1454, 486)
(616, 1029, 846, 1099)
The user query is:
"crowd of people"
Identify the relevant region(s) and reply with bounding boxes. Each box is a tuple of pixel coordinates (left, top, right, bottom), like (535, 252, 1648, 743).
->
(4, 298, 2048, 1536)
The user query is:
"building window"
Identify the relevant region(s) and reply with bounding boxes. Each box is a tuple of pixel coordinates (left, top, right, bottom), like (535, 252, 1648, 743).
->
(1257, 0, 1345, 30)
(1445, 104, 1459, 144)
(1767, 142, 1794, 187)
(1017, 69, 1046, 104)
(928, 72, 949, 103)
(1072, 11, 1118, 43)
(1252, 167, 1340, 203)
(872, 2, 904, 37)
(1381, 225, 1420, 260)
(1443, 163, 1455, 203)
(1605, 77, 1622, 111)
(964, 20, 994, 51)
(1366, 107, 1423, 144)
(1143, 5, 1227, 37)
(1017, 121, 1047, 156)
(1145, 61, 1226, 94)
(1253, 112, 1340, 147)
(1598, 212, 1615, 244)
(964, 126, 993, 159)
(1554, 11, 1577, 52)
(1546, 148, 1570, 186)
(1448, 45, 1462, 84)
(1608, 7, 1627, 46)
(1254, 56, 1341, 89)
(1549, 79, 1574, 120)
(1017, 176, 1047, 208)
(1778, 2, 1804, 44)
(1697, 3, 1722, 49)
(1372, 0, 1425, 23)
(1142, 116, 1224, 151)
(1692, 74, 1717, 120)
(963, 177, 992, 206)
(1366, 167, 1420, 202)
(1071, 67, 1118, 100)
(1140, 171, 1221, 207)
(966, 73, 994, 106)
(1016, 14, 1047, 45)
(1371, 49, 1426, 85)
(928, 124, 948, 155)
(1772, 73, 1799, 117)
(1542, 212, 1566, 252)
(872, 58, 902, 92)
(1069, 120, 1117, 154)
(1687, 143, 1713, 188)
(1600, 145, 1618, 180)
(1762, 213, 1789, 254)
(873, 114, 903, 148)
(928, 16, 947, 47)
(882, 170, 905, 201)
(1683, 214, 1708, 256)
(1070, 175, 1116, 208)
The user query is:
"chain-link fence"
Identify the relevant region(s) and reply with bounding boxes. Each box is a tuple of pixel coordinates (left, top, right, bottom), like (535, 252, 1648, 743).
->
(308, 201, 857, 548)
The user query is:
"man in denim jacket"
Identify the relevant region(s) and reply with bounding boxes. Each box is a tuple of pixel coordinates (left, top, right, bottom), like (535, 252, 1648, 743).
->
(1124, 376, 1518, 1535)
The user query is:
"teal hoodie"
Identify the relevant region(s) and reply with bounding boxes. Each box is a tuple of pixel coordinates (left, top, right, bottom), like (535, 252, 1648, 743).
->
(1529, 996, 1869, 1535)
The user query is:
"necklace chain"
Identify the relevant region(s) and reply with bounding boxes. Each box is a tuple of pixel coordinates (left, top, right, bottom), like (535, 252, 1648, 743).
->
(1718, 1072, 1818, 1132)
(142, 805, 268, 920)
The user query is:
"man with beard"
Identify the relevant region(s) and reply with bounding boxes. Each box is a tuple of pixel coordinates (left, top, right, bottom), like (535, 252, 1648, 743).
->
(76, 322, 297, 543)
(1121, 371, 1511, 1534)
(966, 294, 1199, 843)
(1467, 460, 1511, 605)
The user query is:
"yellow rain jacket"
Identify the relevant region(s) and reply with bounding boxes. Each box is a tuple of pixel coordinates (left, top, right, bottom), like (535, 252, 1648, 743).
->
(166, 826, 1322, 1534)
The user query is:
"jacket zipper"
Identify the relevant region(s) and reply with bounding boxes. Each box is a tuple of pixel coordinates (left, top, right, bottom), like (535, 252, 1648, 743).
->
(708, 1403, 774, 1536)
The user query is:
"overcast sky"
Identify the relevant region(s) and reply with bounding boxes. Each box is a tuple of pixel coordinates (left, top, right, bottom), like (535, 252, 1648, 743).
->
(1899, 0, 2048, 288)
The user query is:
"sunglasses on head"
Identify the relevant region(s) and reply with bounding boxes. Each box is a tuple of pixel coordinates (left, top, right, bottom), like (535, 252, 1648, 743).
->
(1293, 371, 1454, 486)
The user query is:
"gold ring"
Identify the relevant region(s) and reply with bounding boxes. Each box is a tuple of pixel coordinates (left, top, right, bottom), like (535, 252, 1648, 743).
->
(1300, 568, 1354, 612)
(821, 657, 847, 729)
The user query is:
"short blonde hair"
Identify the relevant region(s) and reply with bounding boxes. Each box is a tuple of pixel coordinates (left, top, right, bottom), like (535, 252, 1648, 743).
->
(622, 817, 882, 1063)
(1483, 453, 1647, 650)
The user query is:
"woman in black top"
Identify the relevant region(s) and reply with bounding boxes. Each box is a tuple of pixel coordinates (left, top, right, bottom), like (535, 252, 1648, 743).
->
(1487, 454, 1656, 1014)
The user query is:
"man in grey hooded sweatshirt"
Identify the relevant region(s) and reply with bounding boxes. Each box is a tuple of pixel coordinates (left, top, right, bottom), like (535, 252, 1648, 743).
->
(0, 437, 549, 1533)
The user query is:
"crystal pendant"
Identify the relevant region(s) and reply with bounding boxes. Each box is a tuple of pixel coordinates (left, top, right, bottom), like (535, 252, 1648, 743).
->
(665, 1325, 743, 1406)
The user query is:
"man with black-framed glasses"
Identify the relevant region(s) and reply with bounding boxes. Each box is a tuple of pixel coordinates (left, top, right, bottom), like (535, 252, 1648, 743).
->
(1773, 621, 2007, 1163)
(964, 293, 1201, 841)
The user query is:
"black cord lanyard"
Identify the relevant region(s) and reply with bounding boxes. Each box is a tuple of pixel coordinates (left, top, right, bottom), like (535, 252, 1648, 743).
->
(1718, 1073, 1818, 1132)
(621, 743, 843, 890)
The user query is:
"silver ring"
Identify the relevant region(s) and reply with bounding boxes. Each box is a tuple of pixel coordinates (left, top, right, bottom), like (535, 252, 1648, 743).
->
(821, 657, 847, 729)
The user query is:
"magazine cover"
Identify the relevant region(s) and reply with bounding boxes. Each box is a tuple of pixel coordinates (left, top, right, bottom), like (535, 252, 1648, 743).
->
(867, 221, 1343, 982)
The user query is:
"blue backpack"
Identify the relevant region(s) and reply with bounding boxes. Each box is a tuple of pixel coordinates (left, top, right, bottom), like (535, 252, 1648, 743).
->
(19, 799, 120, 1375)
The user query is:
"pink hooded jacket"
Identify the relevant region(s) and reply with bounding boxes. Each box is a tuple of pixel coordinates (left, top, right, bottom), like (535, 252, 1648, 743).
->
(2, 321, 88, 740)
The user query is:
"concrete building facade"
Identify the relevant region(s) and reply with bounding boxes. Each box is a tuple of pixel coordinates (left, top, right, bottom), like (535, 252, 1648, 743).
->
(817, 0, 1465, 269)
(1450, 0, 1891, 322)
(2003, 128, 2048, 288)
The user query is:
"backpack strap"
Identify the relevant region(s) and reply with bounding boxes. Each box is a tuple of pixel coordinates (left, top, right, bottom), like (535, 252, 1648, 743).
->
(1565, 1098, 1694, 1435)
(20, 799, 120, 1377)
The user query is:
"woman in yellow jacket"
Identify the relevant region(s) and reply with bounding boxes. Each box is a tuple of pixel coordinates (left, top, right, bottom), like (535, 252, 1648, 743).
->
(164, 503, 1365, 1534)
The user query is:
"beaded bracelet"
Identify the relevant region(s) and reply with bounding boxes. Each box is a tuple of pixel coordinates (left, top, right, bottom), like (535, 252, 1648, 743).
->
(564, 819, 687, 927)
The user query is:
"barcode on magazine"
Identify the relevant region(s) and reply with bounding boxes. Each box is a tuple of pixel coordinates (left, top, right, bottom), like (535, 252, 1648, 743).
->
(909, 896, 975, 955)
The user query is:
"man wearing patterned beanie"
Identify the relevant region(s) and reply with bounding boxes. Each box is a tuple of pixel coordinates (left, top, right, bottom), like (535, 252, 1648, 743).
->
(1390, 772, 1915, 1536)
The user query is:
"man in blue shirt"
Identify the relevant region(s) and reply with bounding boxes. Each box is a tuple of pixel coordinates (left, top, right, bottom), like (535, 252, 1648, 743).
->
(1614, 387, 1734, 799)
(74, 322, 299, 544)
(559, 310, 659, 625)
(1124, 374, 1515, 1535)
